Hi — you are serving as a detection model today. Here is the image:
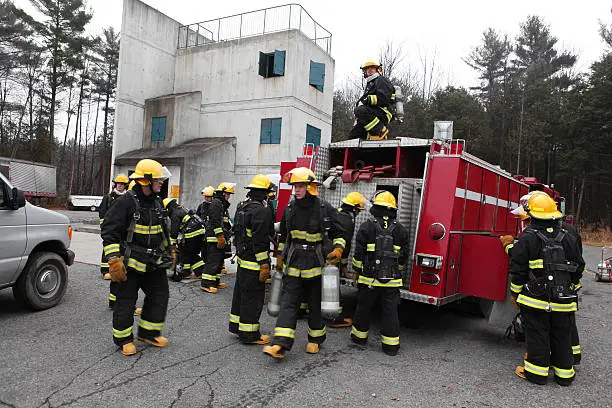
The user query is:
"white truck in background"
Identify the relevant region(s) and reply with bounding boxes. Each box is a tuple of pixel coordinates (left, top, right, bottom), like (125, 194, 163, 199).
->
(0, 157, 57, 202)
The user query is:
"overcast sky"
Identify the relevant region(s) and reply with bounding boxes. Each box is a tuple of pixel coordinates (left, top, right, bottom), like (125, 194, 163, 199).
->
(15, 0, 612, 88)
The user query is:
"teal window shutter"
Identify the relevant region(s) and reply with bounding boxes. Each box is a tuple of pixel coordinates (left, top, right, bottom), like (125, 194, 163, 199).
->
(273, 50, 285, 76)
(151, 117, 166, 142)
(260, 118, 282, 144)
(306, 124, 321, 147)
(270, 118, 282, 143)
(309, 61, 325, 92)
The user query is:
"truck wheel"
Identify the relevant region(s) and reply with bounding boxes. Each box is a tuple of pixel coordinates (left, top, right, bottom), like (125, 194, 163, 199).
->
(595, 273, 601, 282)
(13, 252, 68, 310)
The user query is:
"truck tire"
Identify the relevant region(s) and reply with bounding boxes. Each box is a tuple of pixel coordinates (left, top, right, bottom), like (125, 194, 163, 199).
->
(13, 252, 68, 310)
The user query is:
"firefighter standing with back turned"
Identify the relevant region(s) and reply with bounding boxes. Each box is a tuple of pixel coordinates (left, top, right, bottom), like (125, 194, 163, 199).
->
(263, 167, 346, 359)
(508, 193, 584, 385)
(163, 198, 206, 280)
(330, 191, 366, 328)
(197, 186, 215, 266)
(229, 174, 275, 345)
(350, 191, 409, 356)
(99, 174, 129, 309)
(349, 60, 396, 141)
(201, 182, 235, 293)
(101, 159, 172, 356)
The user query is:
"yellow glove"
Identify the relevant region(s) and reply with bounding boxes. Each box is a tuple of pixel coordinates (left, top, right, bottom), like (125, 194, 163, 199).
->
(217, 235, 226, 249)
(326, 247, 343, 265)
(108, 257, 127, 282)
(275, 255, 284, 273)
(510, 293, 519, 310)
(500, 235, 514, 248)
(259, 264, 271, 282)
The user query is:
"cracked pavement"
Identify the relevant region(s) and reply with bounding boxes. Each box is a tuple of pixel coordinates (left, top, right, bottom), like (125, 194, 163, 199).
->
(0, 242, 611, 407)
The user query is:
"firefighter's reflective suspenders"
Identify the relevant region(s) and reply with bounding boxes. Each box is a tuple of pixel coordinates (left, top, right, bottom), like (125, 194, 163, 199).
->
(282, 200, 329, 269)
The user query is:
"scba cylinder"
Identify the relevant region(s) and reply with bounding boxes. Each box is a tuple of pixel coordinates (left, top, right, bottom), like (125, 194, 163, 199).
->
(267, 271, 283, 317)
(321, 264, 340, 319)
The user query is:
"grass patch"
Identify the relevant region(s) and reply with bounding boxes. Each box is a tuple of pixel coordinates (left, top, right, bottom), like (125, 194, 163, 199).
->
(580, 227, 612, 247)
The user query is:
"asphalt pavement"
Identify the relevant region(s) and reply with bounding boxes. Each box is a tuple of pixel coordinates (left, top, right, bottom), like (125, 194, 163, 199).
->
(0, 233, 610, 408)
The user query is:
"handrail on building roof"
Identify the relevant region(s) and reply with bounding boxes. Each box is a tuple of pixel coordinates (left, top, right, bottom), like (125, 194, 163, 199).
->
(177, 4, 332, 54)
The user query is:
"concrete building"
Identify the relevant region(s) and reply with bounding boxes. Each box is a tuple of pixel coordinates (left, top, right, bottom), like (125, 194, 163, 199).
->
(112, 0, 334, 209)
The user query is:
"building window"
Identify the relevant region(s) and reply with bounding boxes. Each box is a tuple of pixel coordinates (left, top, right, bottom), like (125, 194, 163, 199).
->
(151, 116, 167, 142)
(259, 50, 285, 78)
(306, 124, 321, 147)
(309, 61, 325, 92)
(260, 118, 282, 144)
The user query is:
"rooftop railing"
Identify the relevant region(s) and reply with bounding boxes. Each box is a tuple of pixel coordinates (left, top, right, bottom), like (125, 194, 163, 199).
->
(177, 4, 332, 54)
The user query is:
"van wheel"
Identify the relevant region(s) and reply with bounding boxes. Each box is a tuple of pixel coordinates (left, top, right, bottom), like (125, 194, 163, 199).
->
(13, 252, 68, 310)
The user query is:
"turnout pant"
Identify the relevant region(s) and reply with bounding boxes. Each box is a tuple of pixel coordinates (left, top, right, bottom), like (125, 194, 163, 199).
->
(112, 267, 169, 346)
(272, 275, 325, 350)
(100, 250, 109, 276)
(351, 284, 400, 354)
(181, 236, 204, 278)
(229, 265, 266, 342)
(570, 313, 581, 364)
(521, 307, 575, 385)
(350, 105, 390, 139)
(201, 245, 224, 288)
(109, 281, 118, 308)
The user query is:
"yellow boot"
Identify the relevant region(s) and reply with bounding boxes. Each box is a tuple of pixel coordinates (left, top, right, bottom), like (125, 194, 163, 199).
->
(134, 307, 142, 316)
(514, 365, 526, 379)
(201, 286, 218, 294)
(263, 344, 285, 359)
(246, 335, 270, 345)
(103, 273, 111, 280)
(121, 342, 137, 356)
(217, 282, 227, 289)
(306, 342, 319, 354)
(138, 336, 168, 348)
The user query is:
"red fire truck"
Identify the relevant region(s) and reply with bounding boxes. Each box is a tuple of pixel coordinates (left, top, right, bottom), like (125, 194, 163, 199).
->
(276, 134, 563, 322)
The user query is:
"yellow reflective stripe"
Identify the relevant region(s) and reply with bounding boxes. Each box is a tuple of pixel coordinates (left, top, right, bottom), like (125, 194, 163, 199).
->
(352, 258, 363, 268)
(255, 251, 268, 262)
(201, 273, 217, 280)
(351, 326, 368, 339)
(113, 326, 133, 339)
(572, 345, 581, 354)
(286, 267, 322, 278)
(381, 335, 400, 346)
(552, 366, 575, 379)
(398, 265, 405, 271)
(278, 242, 285, 251)
(524, 360, 549, 377)
(370, 94, 378, 105)
(516, 295, 577, 312)
(127, 258, 147, 273)
(333, 238, 346, 248)
(510, 282, 523, 294)
(358, 275, 375, 285)
(223, 217, 230, 222)
(99, 218, 104, 225)
(574, 281, 582, 290)
(184, 228, 205, 239)
(109, 293, 116, 301)
(214, 227, 224, 234)
(246, 228, 253, 238)
(192, 260, 204, 270)
(182, 214, 191, 224)
(138, 319, 164, 331)
(239, 322, 260, 332)
(183, 263, 192, 270)
(274, 327, 295, 339)
(170, 238, 178, 245)
(340, 258, 349, 265)
(393, 245, 401, 253)
(529, 259, 544, 269)
(307, 326, 326, 338)
(366, 243, 375, 252)
(206, 237, 219, 243)
(104, 243, 120, 256)
(391, 93, 396, 100)
(364, 117, 380, 131)
(380, 107, 392, 122)
(290, 230, 323, 242)
(238, 258, 260, 271)
(100, 262, 109, 268)
(299, 302, 309, 310)
(134, 224, 163, 235)
(229, 314, 240, 324)
(357, 276, 402, 287)
(505, 243, 514, 255)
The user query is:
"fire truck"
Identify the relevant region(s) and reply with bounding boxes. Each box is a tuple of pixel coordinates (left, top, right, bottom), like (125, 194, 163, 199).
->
(276, 125, 564, 324)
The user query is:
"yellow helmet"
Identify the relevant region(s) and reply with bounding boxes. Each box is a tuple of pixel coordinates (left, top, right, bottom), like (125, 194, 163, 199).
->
(360, 60, 381, 70)
(513, 191, 550, 221)
(246, 174, 272, 190)
(283, 167, 320, 185)
(342, 192, 366, 209)
(372, 191, 397, 209)
(216, 182, 236, 194)
(162, 198, 175, 208)
(129, 159, 168, 186)
(201, 186, 215, 197)
(128, 180, 136, 190)
(113, 174, 129, 184)
(525, 193, 562, 220)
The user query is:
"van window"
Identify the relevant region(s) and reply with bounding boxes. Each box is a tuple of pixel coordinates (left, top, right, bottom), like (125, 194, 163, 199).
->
(0, 178, 7, 209)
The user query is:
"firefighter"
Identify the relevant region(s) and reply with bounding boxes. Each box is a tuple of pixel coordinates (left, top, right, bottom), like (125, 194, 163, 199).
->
(201, 182, 235, 293)
(509, 193, 584, 385)
(350, 191, 409, 356)
(263, 167, 346, 359)
(197, 186, 215, 266)
(349, 61, 396, 141)
(163, 198, 205, 280)
(99, 174, 129, 281)
(330, 191, 366, 328)
(229, 174, 275, 344)
(101, 159, 173, 356)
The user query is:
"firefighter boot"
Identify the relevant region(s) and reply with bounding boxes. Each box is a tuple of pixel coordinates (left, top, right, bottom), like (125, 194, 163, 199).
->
(330, 317, 353, 329)
(134, 307, 142, 316)
(245, 335, 270, 345)
(121, 342, 137, 356)
(367, 127, 389, 141)
(138, 335, 169, 348)
(263, 344, 285, 359)
(217, 283, 228, 289)
(201, 286, 218, 294)
(305, 342, 319, 354)
(514, 365, 527, 380)
(103, 273, 111, 280)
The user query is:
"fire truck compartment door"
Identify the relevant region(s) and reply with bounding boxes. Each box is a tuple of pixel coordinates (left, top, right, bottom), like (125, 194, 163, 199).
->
(457, 234, 508, 301)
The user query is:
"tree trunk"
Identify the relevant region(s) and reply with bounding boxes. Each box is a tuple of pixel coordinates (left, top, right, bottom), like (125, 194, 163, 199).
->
(89, 96, 101, 194)
(575, 178, 585, 231)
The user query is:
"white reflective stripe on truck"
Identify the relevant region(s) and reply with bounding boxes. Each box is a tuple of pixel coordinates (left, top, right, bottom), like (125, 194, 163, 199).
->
(455, 187, 519, 209)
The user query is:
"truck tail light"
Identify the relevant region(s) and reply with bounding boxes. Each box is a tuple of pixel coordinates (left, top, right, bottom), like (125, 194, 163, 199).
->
(420, 272, 440, 285)
(416, 253, 443, 269)
(68, 226, 73, 241)
(428, 223, 446, 241)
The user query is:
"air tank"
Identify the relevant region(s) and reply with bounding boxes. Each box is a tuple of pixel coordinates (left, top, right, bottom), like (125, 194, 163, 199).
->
(394, 85, 404, 123)
(321, 264, 340, 319)
(267, 270, 283, 317)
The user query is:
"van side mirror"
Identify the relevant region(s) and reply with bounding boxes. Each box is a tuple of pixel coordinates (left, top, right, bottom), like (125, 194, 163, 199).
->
(11, 187, 26, 210)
